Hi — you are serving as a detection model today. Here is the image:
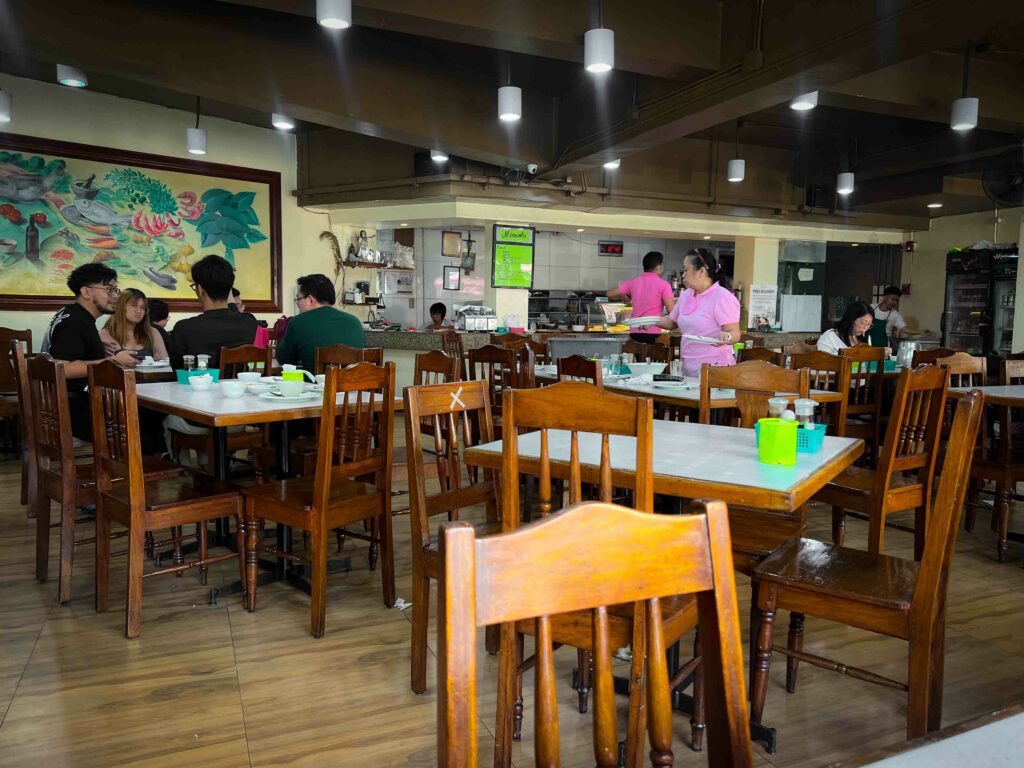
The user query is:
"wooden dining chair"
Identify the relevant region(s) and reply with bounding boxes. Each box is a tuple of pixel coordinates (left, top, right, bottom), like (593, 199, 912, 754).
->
(314, 344, 384, 372)
(556, 353, 603, 386)
(621, 339, 648, 361)
(414, 350, 462, 384)
(503, 337, 550, 365)
(438, 500, 754, 768)
(497, 381, 707, 762)
(440, 330, 467, 379)
(490, 331, 529, 346)
(698, 360, 810, 428)
(647, 343, 674, 364)
(783, 341, 817, 355)
(0, 328, 30, 461)
(840, 345, 886, 467)
(219, 343, 273, 378)
(467, 344, 518, 427)
(736, 347, 784, 366)
(787, 350, 851, 436)
(241, 362, 396, 637)
(88, 361, 242, 638)
(934, 351, 986, 387)
(815, 365, 948, 559)
(404, 380, 499, 695)
(10, 340, 36, 517)
(911, 346, 956, 367)
(750, 390, 984, 741)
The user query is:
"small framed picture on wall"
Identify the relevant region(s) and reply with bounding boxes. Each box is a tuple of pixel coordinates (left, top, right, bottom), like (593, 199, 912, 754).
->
(443, 265, 461, 291)
(442, 230, 463, 258)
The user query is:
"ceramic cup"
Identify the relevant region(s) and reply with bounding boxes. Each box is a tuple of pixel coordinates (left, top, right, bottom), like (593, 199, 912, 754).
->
(220, 380, 246, 398)
(236, 371, 261, 384)
(189, 374, 213, 391)
(278, 380, 305, 397)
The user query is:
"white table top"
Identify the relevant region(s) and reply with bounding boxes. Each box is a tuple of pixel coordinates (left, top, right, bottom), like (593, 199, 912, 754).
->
(856, 711, 1024, 766)
(950, 384, 1024, 405)
(468, 420, 861, 505)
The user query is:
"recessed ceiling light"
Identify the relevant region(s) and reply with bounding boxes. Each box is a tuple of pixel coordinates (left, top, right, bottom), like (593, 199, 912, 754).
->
(430, 149, 449, 163)
(603, 158, 620, 170)
(576, 228, 585, 232)
(927, 202, 943, 209)
(399, 223, 408, 227)
(317, 0, 351, 29)
(851, 243, 859, 247)
(789, 91, 818, 111)
(271, 113, 295, 130)
(56, 64, 87, 88)
(703, 235, 712, 240)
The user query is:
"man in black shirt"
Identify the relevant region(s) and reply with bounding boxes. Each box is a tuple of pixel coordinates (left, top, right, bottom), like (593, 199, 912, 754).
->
(147, 298, 171, 351)
(47, 263, 138, 441)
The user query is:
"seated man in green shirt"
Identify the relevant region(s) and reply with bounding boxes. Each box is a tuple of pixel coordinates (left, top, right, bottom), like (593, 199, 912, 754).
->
(277, 273, 365, 372)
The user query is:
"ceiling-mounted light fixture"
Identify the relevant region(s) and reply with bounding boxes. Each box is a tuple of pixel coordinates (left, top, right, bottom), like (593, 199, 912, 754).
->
(851, 243, 860, 247)
(584, 2, 614, 73)
(950, 44, 979, 131)
(727, 119, 745, 182)
(497, 53, 522, 122)
(0, 55, 10, 124)
(927, 202, 943, 209)
(703, 235, 712, 240)
(576, 228, 585, 232)
(603, 158, 620, 170)
(271, 113, 295, 130)
(836, 171, 854, 196)
(56, 64, 87, 88)
(789, 91, 818, 111)
(430, 149, 449, 163)
(186, 96, 207, 155)
(399, 223, 409, 227)
(317, 0, 351, 29)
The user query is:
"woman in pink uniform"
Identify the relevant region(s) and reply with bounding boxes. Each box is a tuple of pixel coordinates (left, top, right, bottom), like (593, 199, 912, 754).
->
(654, 248, 741, 377)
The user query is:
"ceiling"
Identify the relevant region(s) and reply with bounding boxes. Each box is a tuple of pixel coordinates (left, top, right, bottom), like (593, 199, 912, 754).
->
(1, 0, 1021, 231)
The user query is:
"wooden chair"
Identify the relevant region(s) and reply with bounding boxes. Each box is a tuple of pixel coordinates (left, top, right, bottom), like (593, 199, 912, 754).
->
(10, 340, 36, 517)
(89, 361, 242, 637)
(750, 390, 984, 740)
(437, 500, 754, 768)
(911, 346, 956, 367)
(497, 381, 707, 763)
(736, 347, 784, 366)
(30, 356, 181, 605)
(414, 350, 462, 384)
(783, 341, 817, 355)
(840, 345, 886, 467)
(647, 343, 674, 364)
(467, 344, 518, 427)
(934, 351, 986, 387)
(241, 362, 396, 637)
(314, 344, 384, 372)
(621, 339, 648, 361)
(503, 337, 550, 365)
(788, 350, 851, 436)
(440, 330, 467, 380)
(404, 380, 499, 694)
(556, 353, 603, 386)
(490, 332, 529, 346)
(219, 343, 273, 378)
(698, 360, 809, 428)
(0, 328, 30, 465)
(815, 365, 948, 559)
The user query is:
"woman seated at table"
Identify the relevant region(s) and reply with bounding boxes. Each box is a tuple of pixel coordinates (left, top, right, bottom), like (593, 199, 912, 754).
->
(653, 248, 741, 377)
(100, 287, 168, 361)
(817, 301, 874, 355)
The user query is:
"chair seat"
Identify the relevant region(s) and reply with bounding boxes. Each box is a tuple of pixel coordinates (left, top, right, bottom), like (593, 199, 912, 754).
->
(426, 520, 501, 554)
(814, 465, 921, 513)
(754, 536, 918, 610)
(106, 469, 238, 511)
(44, 456, 182, 489)
(241, 474, 380, 512)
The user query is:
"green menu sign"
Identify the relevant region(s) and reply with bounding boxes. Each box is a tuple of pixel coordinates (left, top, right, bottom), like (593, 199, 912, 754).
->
(492, 224, 535, 288)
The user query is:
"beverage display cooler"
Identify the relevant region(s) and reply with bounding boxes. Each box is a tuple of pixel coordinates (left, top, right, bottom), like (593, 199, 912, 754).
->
(942, 248, 1018, 355)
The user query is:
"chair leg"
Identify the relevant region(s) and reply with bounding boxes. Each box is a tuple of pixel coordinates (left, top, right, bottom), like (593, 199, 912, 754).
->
(513, 632, 525, 743)
(575, 648, 591, 713)
(831, 506, 846, 546)
(410, 570, 430, 695)
(125, 526, 146, 639)
(493, 625, 517, 768)
(235, 513, 247, 596)
(58, 497, 76, 605)
(35, 496, 50, 583)
(996, 487, 1011, 563)
(624, 624, 649, 768)
(750, 599, 776, 724)
(378, 509, 396, 608)
(197, 521, 208, 586)
(786, 612, 805, 693)
(367, 517, 379, 571)
(244, 502, 259, 613)
(19, 452, 27, 506)
(867, 507, 886, 555)
(748, 580, 760, 693)
(172, 525, 185, 578)
(690, 632, 705, 752)
(95, 500, 110, 613)
(144, 531, 155, 560)
(964, 479, 979, 531)
(309, 526, 328, 638)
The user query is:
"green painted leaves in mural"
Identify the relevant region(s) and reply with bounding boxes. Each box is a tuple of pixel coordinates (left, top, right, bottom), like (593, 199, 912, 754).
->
(188, 188, 266, 264)
(104, 168, 177, 215)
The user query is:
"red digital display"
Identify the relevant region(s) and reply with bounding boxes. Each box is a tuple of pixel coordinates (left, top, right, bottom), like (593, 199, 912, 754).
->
(598, 240, 624, 256)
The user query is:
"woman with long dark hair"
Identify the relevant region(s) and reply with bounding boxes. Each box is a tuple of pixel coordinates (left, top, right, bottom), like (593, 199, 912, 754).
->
(817, 300, 874, 354)
(654, 248, 740, 377)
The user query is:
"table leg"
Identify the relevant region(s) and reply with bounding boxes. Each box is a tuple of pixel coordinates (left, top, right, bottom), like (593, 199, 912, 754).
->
(213, 427, 230, 545)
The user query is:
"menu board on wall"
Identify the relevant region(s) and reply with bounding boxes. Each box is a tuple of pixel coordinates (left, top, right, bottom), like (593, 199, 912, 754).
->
(491, 224, 535, 288)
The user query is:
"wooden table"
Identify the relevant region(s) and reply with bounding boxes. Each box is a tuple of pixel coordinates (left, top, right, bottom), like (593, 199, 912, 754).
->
(949, 384, 1024, 406)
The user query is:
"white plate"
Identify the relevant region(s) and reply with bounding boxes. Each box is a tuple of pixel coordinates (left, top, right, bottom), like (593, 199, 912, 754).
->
(136, 360, 169, 368)
(652, 381, 696, 389)
(682, 334, 722, 344)
(258, 391, 321, 402)
(621, 316, 664, 327)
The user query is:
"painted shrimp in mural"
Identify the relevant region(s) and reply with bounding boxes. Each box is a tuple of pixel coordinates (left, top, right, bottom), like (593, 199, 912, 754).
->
(0, 150, 268, 296)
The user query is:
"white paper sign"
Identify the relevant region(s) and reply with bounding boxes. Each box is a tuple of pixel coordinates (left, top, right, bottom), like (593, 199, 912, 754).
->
(749, 284, 778, 325)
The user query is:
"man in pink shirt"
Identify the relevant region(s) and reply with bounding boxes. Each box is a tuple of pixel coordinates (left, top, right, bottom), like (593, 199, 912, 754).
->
(608, 251, 676, 343)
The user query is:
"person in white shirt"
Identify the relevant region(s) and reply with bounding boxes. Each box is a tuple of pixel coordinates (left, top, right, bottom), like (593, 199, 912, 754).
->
(872, 286, 906, 345)
(817, 301, 874, 355)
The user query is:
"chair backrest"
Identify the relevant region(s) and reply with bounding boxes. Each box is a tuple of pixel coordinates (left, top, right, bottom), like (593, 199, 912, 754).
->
(87, 360, 146, 510)
(935, 351, 987, 387)
(0, 328, 32, 391)
(467, 344, 518, 422)
(788, 350, 851, 435)
(403, 380, 498, 554)
(501, 380, 654, 521)
(839, 345, 885, 415)
(556, 354, 603, 386)
(621, 339, 648, 361)
(871, 365, 948, 498)
(911, 391, 983, 635)
(503, 336, 550, 365)
(736, 347, 784, 366)
(413, 350, 461, 385)
(218, 344, 272, 378)
(312, 362, 396, 508)
(911, 347, 956, 367)
(314, 344, 384, 373)
(646, 343, 674, 364)
(490, 332, 529, 346)
(11, 340, 36, 468)
(783, 341, 817, 355)
(699, 360, 810, 428)
(513, 344, 537, 390)
(1003, 358, 1024, 386)
(437, 500, 754, 768)
(27, 355, 75, 476)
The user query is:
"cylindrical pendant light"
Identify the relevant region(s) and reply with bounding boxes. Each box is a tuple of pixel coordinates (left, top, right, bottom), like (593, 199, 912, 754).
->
(0, 90, 10, 124)
(317, 0, 352, 29)
(271, 113, 295, 130)
(187, 96, 207, 155)
(951, 97, 978, 132)
(789, 91, 818, 111)
(430, 149, 449, 162)
(603, 158, 620, 170)
(498, 85, 522, 122)
(727, 158, 745, 183)
(836, 172, 855, 195)
(56, 64, 87, 88)
(584, 28, 614, 73)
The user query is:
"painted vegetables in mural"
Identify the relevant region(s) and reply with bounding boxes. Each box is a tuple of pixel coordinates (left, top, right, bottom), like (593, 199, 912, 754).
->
(0, 150, 269, 297)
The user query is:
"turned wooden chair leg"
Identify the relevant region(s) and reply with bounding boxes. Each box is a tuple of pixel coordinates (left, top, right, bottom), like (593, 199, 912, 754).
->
(35, 496, 50, 583)
(575, 648, 591, 713)
(512, 632, 525, 743)
(831, 506, 846, 546)
(367, 517, 380, 571)
(58, 497, 76, 605)
(172, 525, 185, 578)
(244, 500, 260, 613)
(410, 570, 430, 694)
(996, 488, 1011, 563)
(786, 612, 805, 693)
(95, 501, 110, 613)
(690, 631, 705, 752)
(750, 604, 776, 724)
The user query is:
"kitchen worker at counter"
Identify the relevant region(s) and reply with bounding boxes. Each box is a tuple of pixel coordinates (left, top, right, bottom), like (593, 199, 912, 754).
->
(652, 248, 741, 377)
(426, 302, 454, 331)
(869, 286, 906, 347)
(607, 250, 676, 344)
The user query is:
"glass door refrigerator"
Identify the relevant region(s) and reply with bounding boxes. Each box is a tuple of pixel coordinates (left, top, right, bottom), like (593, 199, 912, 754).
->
(942, 251, 992, 354)
(991, 253, 1018, 357)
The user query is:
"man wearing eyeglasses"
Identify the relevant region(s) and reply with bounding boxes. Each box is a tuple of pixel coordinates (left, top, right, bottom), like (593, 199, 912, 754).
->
(46, 263, 139, 441)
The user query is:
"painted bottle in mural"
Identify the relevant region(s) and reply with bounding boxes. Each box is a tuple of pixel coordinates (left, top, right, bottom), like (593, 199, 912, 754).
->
(24, 219, 39, 262)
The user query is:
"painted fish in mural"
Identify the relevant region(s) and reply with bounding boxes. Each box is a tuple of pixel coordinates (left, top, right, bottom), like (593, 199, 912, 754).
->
(62, 198, 132, 227)
(0, 172, 64, 203)
(142, 268, 177, 290)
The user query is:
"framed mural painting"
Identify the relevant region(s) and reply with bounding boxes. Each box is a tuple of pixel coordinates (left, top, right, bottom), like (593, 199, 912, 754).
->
(0, 132, 282, 311)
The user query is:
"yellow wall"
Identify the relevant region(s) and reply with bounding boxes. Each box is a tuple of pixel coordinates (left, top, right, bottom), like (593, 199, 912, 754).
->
(0, 75, 347, 341)
(900, 207, 1024, 334)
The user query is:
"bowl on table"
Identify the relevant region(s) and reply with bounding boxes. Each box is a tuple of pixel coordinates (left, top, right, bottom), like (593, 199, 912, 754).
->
(188, 374, 214, 391)
(220, 380, 246, 398)
(278, 380, 306, 397)
(624, 362, 669, 377)
(237, 371, 261, 384)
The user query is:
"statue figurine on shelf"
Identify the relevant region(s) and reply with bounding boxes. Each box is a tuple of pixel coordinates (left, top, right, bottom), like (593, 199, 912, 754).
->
(346, 243, 357, 264)
(356, 229, 375, 262)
